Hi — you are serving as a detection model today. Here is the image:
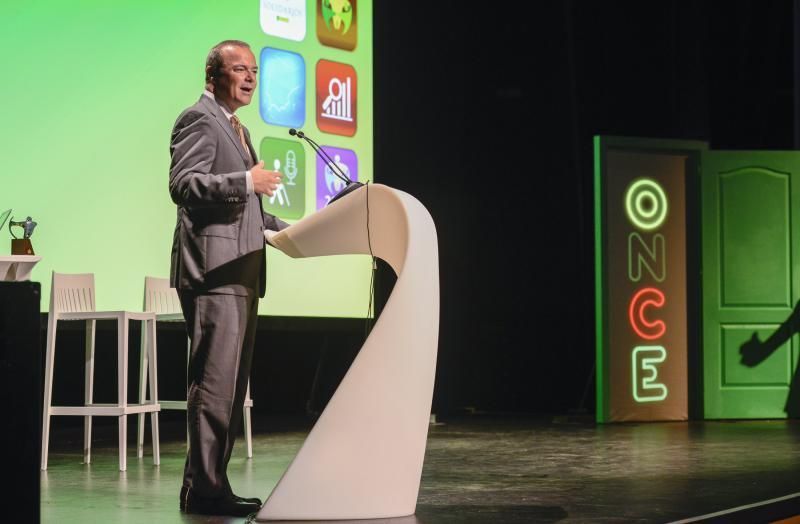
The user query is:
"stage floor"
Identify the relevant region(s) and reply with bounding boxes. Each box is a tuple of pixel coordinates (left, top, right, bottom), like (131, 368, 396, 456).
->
(40, 415, 800, 523)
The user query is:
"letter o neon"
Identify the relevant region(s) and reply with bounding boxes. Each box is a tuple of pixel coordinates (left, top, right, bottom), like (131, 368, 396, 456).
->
(624, 178, 668, 231)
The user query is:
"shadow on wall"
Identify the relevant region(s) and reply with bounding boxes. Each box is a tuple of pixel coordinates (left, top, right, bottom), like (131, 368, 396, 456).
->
(739, 302, 800, 417)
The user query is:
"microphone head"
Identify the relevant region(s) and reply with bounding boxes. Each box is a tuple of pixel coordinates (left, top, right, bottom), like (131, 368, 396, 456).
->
(288, 128, 297, 136)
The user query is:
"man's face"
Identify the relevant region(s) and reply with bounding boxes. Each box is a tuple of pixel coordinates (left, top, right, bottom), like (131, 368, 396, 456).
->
(211, 45, 258, 112)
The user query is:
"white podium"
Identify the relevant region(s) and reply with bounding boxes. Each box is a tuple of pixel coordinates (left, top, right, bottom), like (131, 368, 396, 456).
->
(257, 184, 439, 521)
(0, 255, 41, 282)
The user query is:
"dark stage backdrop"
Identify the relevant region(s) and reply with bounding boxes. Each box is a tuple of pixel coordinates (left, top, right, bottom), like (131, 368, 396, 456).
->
(373, 0, 794, 415)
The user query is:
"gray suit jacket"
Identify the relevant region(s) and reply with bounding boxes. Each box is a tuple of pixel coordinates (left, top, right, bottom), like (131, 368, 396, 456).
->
(169, 95, 288, 298)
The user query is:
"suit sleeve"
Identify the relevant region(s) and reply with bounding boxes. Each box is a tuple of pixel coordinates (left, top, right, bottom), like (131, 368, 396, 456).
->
(169, 111, 248, 207)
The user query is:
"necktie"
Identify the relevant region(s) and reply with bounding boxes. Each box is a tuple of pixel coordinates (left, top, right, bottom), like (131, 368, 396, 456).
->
(229, 115, 250, 154)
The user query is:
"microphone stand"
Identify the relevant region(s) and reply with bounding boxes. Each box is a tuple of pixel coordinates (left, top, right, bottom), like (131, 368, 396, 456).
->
(289, 129, 364, 206)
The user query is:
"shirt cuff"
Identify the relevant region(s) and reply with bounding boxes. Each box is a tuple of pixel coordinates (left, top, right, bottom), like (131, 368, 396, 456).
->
(245, 170, 254, 194)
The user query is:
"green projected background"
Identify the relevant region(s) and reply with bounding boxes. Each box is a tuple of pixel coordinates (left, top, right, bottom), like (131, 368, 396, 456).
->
(0, 0, 373, 317)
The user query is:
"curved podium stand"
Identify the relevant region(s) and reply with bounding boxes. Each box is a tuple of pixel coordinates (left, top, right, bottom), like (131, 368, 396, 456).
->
(258, 184, 439, 521)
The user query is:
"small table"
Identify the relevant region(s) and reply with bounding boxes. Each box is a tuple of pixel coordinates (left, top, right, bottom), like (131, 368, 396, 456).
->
(0, 256, 42, 281)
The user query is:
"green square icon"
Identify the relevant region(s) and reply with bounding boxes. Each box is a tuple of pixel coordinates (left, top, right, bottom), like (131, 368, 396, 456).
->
(260, 137, 306, 220)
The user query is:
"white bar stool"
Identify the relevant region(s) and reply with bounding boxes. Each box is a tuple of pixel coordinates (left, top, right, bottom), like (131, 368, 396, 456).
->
(41, 272, 160, 472)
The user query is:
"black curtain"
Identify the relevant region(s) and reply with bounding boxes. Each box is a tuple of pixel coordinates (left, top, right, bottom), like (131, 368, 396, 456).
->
(373, 0, 794, 415)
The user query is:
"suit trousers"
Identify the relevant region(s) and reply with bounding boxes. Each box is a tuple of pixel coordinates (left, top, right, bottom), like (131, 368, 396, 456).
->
(178, 289, 258, 498)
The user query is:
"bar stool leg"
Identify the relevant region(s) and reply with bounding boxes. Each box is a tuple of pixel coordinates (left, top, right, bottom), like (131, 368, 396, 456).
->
(40, 314, 58, 471)
(147, 318, 160, 465)
(244, 382, 253, 459)
(137, 321, 148, 459)
(83, 319, 96, 465)
(118, 315, 129, 472)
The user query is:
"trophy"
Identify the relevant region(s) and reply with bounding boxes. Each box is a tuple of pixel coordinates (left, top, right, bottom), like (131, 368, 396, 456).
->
(9, 215, 37, 255)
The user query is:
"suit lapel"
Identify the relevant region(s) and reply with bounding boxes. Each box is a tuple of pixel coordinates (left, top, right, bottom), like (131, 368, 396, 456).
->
(198, 95, 253, 167)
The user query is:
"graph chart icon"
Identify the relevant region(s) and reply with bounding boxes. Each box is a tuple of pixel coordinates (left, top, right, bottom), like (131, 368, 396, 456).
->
(321, 77, 353, 122)
(316, 59, 357, 136)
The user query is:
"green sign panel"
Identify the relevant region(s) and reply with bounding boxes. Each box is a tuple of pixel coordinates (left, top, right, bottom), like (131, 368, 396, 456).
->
(595, 136, 703, 422)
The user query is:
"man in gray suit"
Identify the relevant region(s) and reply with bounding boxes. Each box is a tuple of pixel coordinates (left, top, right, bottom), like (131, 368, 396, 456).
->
(169, 40, 288, 517)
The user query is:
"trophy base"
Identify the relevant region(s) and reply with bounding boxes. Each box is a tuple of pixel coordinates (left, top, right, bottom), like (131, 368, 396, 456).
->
(11, 239, 34, 256)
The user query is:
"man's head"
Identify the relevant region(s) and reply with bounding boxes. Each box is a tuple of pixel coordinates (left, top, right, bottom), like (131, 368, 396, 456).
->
(205, 40, 257, 113)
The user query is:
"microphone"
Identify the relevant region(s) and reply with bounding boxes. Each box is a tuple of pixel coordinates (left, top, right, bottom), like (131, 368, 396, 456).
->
(289, 128, 364, 205)
(289, 128, 348, 183)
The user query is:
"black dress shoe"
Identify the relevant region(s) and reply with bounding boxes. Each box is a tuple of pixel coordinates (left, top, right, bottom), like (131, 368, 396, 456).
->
(179, 486, 261, 517)
(231, 493, 263, 506)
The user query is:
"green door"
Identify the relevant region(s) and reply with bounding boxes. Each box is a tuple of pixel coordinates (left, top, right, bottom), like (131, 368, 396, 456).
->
(702, 151, 800, 418)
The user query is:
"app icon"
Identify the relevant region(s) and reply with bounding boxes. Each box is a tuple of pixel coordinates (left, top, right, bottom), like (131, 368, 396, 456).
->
(260, 0, 306, 41)
(317, 0, 357, 50)
(316, 146, 357, 209)
(259, 48, 305, 128)
(260, 137, 306, 219)
(316, 60, 357, 136)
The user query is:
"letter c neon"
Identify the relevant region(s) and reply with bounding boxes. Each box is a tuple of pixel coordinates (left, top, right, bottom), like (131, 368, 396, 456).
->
(628, 287, 666, 340)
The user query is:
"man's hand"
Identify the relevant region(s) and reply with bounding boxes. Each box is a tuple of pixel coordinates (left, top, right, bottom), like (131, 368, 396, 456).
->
(251, 161, 283, 197)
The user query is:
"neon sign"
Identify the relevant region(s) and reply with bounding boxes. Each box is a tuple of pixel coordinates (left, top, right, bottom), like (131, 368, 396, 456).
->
(624, 178, 669, 402)
(596, 138, 692, 422)
(631, 346, 668, 402)
(628, 287, 666, 340)
(624, 178, 668, 231)
(628, 233, 665, 283)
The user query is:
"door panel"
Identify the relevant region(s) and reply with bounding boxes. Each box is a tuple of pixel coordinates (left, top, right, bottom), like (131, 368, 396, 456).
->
(719, 168, 791, 307)
(702, 152, 800, 419)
